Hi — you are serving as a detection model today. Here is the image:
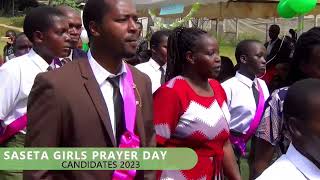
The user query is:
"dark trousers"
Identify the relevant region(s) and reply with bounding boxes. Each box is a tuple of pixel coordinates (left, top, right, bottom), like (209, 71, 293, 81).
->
(230, 131, 256, 180)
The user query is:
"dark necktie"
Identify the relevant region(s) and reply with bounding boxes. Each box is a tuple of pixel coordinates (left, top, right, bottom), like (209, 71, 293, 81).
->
(107, 76, 125, 145)
(252, 81, 259, 106)
(46, 66, 53, 71)
(61, 57, 71, 65)
(159, 66, 165, 85)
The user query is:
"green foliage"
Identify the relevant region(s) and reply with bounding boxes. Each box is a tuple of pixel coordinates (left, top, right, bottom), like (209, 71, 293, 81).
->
(0, 17, 25, 28)
(51, 0, 79, 9)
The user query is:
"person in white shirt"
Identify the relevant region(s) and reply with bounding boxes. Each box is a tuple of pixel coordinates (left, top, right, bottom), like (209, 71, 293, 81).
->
(0, 7, 71, 146)
(13, 32, 32, 57)
(257, 79, 320, 180)
(222, 40, 269, 173)
(0, 6, 71, 180)
(57, 5, 87, 61)
(136, 30, 171, 93)
(24, 0, 156, 179)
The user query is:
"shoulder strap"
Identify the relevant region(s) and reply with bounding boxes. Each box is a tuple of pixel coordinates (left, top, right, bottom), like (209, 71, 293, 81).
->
(120, 64, 137, 133)
(244, 80, 266, 142)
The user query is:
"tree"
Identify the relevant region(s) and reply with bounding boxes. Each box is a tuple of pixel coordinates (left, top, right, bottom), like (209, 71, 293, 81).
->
(49, 0, 78, 8)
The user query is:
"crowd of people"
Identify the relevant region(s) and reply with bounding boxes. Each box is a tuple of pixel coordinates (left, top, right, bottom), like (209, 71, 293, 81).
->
(0, 0, 319, 180)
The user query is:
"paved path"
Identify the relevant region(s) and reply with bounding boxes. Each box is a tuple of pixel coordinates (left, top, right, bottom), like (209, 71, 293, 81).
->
(0, 23, 22, 32)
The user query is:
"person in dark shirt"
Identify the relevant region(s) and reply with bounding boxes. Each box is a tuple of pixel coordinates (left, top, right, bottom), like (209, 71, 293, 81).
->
(3, 30, 16, 62)
(217, 56, 235, 83)
(262, 24, 291, 86)
(13, 32, 33, 57)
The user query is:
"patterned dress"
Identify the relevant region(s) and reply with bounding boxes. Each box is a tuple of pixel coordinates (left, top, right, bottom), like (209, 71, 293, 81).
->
(255, 87, 291, 155)
(154, 76, 230, 180)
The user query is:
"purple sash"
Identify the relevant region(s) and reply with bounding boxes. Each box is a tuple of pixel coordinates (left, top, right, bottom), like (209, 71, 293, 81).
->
(230, 81, 265, 156)
(112, 64, 140, 180)
(0, 114, 27, 144)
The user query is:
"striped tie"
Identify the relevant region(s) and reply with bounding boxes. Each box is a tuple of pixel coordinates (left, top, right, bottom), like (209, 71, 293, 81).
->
(60, 57, 71, 65)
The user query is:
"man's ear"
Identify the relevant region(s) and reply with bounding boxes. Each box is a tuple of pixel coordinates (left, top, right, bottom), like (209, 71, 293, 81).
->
(186, 51, 195, 64)
(89, 21, 100, 37)
(33, 31, 44, 44)
(287, 116, 303, 139)
(240, 55, 247, 64)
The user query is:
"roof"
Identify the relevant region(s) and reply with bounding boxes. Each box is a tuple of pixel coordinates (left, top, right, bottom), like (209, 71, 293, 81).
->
(136, 0, 320, 19)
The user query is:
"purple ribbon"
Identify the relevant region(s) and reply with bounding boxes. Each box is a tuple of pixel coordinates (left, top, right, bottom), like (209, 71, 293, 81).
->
(0, 114, 27, 144)
(230, 81, 265, 156)
(112, 64, 140, 180)
(0, 122, 4, 135)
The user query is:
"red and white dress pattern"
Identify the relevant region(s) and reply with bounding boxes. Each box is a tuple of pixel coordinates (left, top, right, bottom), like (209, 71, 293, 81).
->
(154, 76, 230, 180)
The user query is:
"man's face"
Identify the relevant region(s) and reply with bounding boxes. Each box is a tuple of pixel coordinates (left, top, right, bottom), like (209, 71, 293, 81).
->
(14, 35, 32, 57)
(245, 42, 267, 76)
(41, 16, 71, 58)
(6, 33, 15, 45)
(65, 11, 82, 48)
(96, 0, 138, 58)
(152, 36, 168, 65)
(269, 26, 280, 40)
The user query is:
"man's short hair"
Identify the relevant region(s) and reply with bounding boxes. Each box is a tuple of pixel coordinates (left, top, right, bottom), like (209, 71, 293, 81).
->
(269, 24, 280, 34)
(23, 6, 65, 43)
(150, 30, 171, 48)
(284, 78, 320, 122)
(235, 39, 261, 64)
(82, 0, 112, 39)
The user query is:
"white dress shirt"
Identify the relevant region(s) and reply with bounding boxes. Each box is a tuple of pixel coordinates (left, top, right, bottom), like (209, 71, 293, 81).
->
(257, 143, 320, 180)
(222, 72, 269, 134)
(135, 58, 166, 93)
(87, 50, 126, 138)
(0, 49, 50, 134)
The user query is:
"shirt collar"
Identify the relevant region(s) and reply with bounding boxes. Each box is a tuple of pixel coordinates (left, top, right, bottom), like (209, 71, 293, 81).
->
(287, 144, 320, 179)
(28, 48, 50, 72)
(67, 49, 73, 60)
(149, 58, 166, 71)
(235, 71, 256, 88)
(59, 49, 73, 61)
(87, 49, 127, 86)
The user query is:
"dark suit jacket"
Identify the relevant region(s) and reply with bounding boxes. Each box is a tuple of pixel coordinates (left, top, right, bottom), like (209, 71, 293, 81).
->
(24, 58, 156, 180)
(264, 38, 291, 69)
(72, 48, 87, 60)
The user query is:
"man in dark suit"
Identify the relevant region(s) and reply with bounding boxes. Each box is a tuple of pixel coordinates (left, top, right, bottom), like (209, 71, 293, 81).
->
(24, 0, 156, 179)
(262, 24, 291, 85)
(57, 5, 87, 60)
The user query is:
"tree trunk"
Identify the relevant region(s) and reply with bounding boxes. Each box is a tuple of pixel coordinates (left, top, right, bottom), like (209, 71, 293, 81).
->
(48, 0, 54, 5)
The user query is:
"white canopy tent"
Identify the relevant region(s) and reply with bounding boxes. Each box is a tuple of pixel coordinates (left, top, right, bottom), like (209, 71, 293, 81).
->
(135, 0, 320, 19)
(134, 0, 228, 10)
(134, 0, 320, 41)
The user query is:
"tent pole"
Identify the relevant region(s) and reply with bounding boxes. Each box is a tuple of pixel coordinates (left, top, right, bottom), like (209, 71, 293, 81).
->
(12, 0, 14, 16)
(216, 19, 219, 39)
(314, 15, 318, 27)
(265, 24, 268, 43)
(235, 18, 239, 42)
(298, 16, 304, 36)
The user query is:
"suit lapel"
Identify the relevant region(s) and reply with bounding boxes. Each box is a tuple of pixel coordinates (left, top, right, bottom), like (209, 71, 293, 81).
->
(78, 59, 117, 147)
(130, 67, 146, 147)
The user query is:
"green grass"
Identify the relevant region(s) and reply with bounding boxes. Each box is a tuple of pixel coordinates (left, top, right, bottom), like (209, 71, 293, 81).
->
(0, 16, 24, 28)
(220, 45, 236, 64)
